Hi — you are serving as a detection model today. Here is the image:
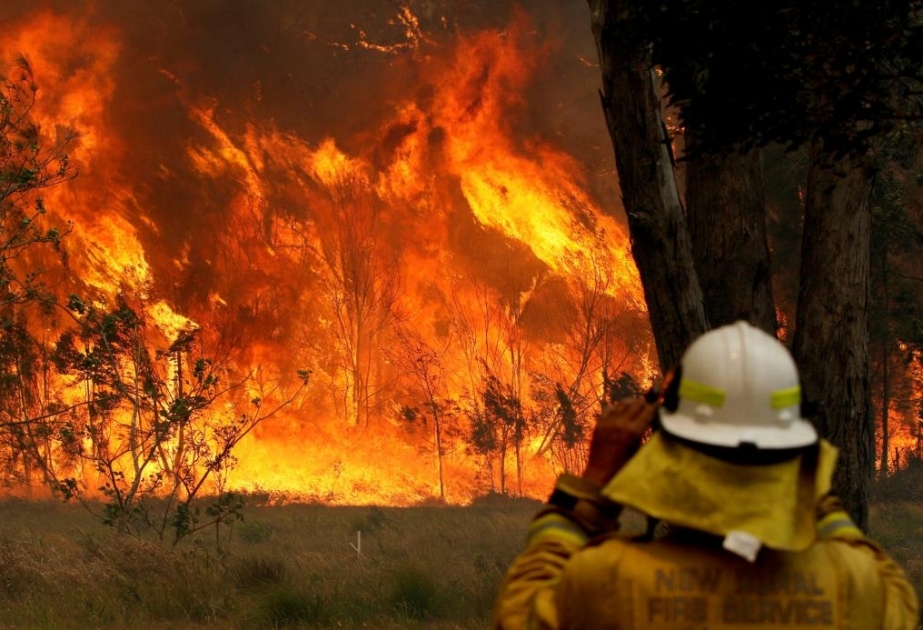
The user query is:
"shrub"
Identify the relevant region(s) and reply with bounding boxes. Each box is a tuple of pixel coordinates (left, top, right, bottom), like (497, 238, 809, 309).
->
(390, 564, 443, 620)
(258, 584, 330, 627)
(234, 554, 290, 589)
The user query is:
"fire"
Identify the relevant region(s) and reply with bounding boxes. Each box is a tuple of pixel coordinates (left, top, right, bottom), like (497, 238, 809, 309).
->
(431, 24, 638, 292)
(0, 3, 652, 505)
(877, 345, 923, 473)
(3, 9, 153, 301)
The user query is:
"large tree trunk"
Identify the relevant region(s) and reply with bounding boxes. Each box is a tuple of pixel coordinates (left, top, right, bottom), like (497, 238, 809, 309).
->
(588, 0, 707, 369)
(589, 0, 874, 532)
(687, 147, 777, 334)
(793, 142, 873, 530)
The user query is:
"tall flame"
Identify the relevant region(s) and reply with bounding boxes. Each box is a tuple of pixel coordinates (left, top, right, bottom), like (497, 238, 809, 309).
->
(0, 2, 652, 504)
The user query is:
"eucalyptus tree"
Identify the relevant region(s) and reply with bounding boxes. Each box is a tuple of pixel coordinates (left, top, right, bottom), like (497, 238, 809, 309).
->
(0, 55, 76, 488)
(587, 0, 923, 527)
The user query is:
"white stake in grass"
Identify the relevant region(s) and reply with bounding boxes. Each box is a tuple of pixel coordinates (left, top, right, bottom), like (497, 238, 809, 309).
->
(350, 530, 362, 557)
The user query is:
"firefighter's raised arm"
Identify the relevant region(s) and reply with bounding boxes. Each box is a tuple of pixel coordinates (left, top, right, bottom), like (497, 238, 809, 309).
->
(493, 321, 919, 630)
(582, 398, 658, 487)
(492, 397, 656, 630)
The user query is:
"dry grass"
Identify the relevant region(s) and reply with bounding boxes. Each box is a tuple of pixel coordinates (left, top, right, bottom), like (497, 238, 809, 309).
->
(0, 495, 539, 629)
(0, 488, 918, 629)
(871, 467, 923, 614)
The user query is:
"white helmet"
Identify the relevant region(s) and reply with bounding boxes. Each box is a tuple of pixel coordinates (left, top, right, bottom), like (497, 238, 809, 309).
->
(658, 320, 818, 449)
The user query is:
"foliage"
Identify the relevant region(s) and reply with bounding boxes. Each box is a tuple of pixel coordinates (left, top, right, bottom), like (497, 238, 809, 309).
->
(603, 370, 642, 403)
(529, 374, 589, 474)
(45, 295, 310, 545)
(525, 371, 641, 476)
(616, 0, 923, 157)
(393, 326, 461, 500)
(0, 55, 76, 315)
(466, 368, 527, 494)
(390, 564, 445, 620)
(0, 55, 75, 490)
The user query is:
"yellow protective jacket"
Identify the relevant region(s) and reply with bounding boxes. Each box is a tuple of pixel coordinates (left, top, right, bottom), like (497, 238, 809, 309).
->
(492, 496, 919, 630)
(495, 434, 918, 629)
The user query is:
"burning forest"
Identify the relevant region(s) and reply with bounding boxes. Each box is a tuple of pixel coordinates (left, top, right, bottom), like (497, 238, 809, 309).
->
(0, 1, 656, 509)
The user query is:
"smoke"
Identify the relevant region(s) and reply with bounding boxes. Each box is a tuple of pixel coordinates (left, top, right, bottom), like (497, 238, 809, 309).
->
(98, 4, 598, 311)
(0, 0, 639, 502)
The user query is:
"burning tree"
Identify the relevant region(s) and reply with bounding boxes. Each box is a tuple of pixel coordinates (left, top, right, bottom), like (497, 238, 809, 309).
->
(467, 368, 525, 496)
(450, 259, 543, 496)
(530, 376, 587, 476)
(869, 133, 923, 475)
(0, 54, 319, 538)
(0, 55, 76, 490)
(0, 57, 75, 302)
(393, 325, 460, 502)
(314, 172, 401, 429)
(533, 246, 648, 466)
(0, 4, 656, 505)
(48, 295, 309, 543)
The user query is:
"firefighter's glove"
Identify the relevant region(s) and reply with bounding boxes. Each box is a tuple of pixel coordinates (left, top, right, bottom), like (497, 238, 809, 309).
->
(583, 397, 658, 487)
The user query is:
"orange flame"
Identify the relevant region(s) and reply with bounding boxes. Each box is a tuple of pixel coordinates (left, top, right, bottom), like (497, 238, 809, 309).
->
(0, 3, 651, 504)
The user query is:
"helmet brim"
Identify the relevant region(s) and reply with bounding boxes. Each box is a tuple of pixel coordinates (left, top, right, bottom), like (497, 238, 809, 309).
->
(659, 410, 819, 450)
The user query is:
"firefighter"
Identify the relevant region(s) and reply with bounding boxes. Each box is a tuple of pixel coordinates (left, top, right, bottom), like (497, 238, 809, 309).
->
(493, 320, 919, 629)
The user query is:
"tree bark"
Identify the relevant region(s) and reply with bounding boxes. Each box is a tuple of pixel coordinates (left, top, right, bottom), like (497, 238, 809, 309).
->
(588, 0, 874, 530)
(588, 0, 707, 369)
(793, 142, 873, 530)
(687, 147, 777, 334)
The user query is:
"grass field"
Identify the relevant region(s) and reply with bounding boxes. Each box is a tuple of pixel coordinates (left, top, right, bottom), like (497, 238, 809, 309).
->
(0, 494, 543, 629)
(0, 478, 920, 629)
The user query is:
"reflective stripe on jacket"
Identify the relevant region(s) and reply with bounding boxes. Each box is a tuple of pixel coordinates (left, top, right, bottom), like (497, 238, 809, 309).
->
(492, 510, 919, 630)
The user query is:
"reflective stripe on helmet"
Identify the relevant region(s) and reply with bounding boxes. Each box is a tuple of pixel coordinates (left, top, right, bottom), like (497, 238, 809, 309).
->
(771, 385, 801, 409)
(678, 379, 727, 407)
